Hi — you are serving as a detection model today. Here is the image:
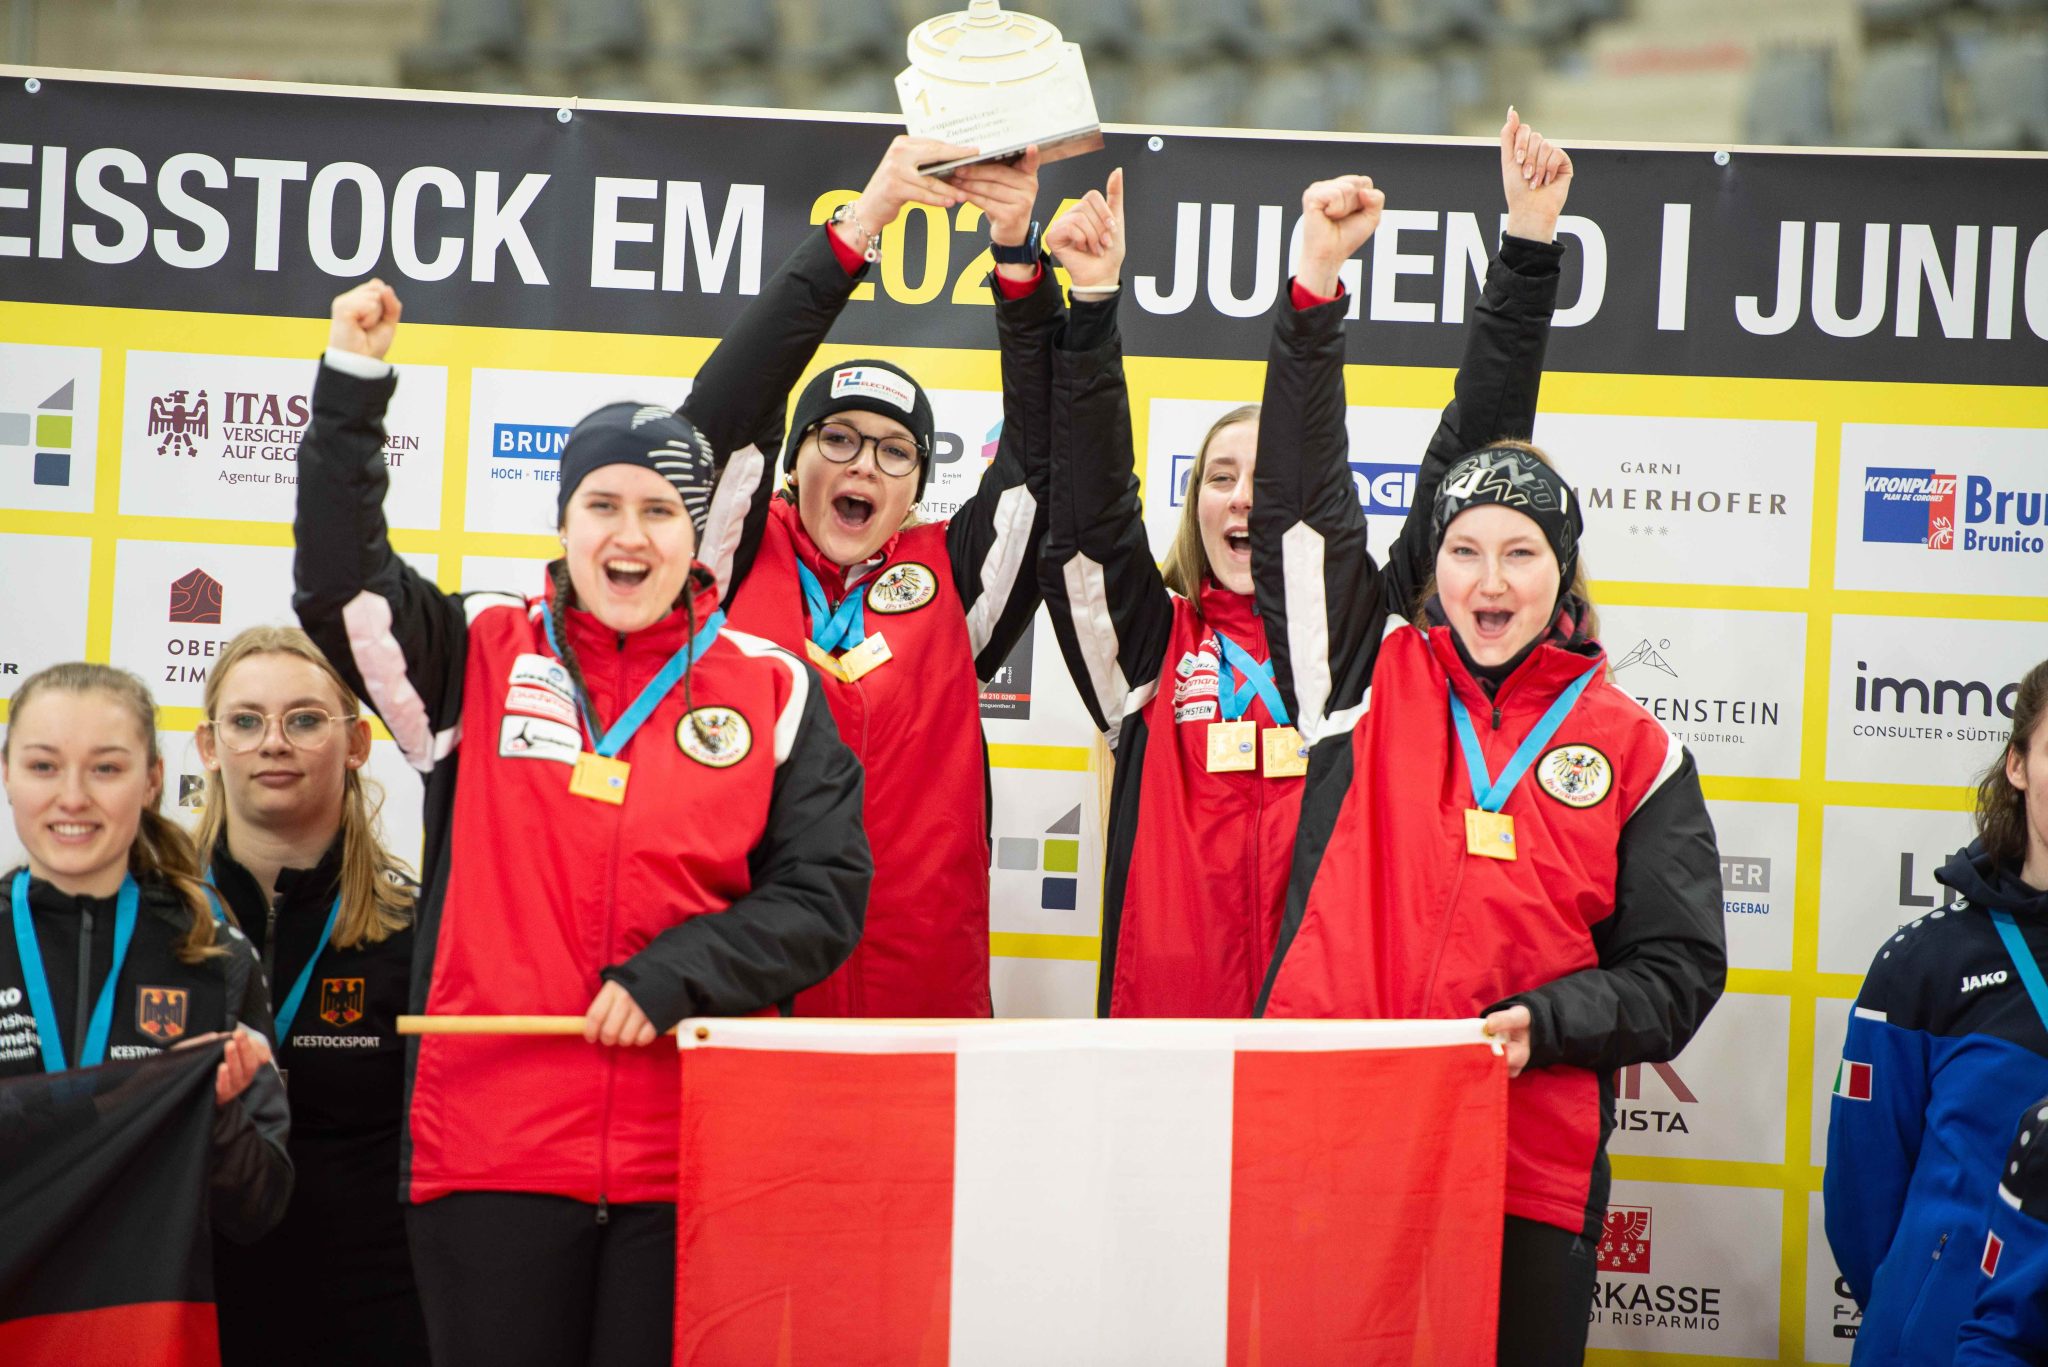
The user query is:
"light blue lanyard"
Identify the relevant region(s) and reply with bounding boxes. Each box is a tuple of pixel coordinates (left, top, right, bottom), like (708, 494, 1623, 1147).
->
(10, 869, 139, 1073)
(1213, 631, 1290, 726)
(271, 895, 344, 1040)
(1448, 665, 1603, 812)
(540, 601, 726, 756)
(795, 563, 867, 655)
(1991, 909, 2048, 1037)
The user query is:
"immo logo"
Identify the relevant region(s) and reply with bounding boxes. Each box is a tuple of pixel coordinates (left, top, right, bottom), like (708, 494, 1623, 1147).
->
(1862, 467, 1958, 549)
(1165, 455, 1417, 515)
(992, 804, 1081, 912)
(0, 379, 76, 487)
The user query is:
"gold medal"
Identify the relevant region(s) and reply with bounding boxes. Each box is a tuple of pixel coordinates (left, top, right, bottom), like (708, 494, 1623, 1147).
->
(569, 752, 631, 805)
(1465, 808, 1517, 861)
(1262, 726, 1309, 778)
(1206, 720, 1258, 773)
(805, 640, 847, 682)
(837, 632, 893, 683)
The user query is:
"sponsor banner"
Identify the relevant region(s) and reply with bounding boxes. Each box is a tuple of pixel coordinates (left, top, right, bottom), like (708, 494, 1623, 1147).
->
(0, 341, 99, 514)
(987, 766, 1099, 941)
(918, 387, 1006, 523)
(979, 617, 1034, 721)
(1815, 804, 1977, 976)
(1837, 424, 2048, 597)
(1142, 398, 1436, 562)
(5, 77, 2045, 385)
(1811, 996, 1853, 1167)
(1825, 614, 2048, 788)
(108, 539, 436, 709)
(990, 957, 1096, 1019)
(1588, 1179, 1781, 1359)
(465, 367, 695, 534)
(1536, 414, 1816, 589)
(1610, 992, 1789, 1164)
(1600, 604, 1807, 780)
(983, 607, 1098, 747)
(120, 350, 447, 526)
(0, 533, 93, 684)
(1804, 1191, 1862, 1362)
(1706, 799, 1798, 972)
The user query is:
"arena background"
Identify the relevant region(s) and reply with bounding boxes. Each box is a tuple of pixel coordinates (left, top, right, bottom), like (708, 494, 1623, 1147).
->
(1, 59, 2046, 1365)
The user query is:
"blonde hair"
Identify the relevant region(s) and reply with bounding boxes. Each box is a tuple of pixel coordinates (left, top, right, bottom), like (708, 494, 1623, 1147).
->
(196, 626, 413, 949)
(1413, 438, 1601, 642)
(4, 663, 223, 962)
(1161, 404, 1261, 609)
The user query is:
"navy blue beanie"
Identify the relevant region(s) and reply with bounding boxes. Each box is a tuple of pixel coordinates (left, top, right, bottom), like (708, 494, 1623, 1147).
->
(557, 403, 716, 538)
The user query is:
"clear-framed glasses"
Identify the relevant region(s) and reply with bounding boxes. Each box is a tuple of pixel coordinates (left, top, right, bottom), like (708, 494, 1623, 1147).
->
(807, 420, 923, 479)
(206, 708, 358, 753)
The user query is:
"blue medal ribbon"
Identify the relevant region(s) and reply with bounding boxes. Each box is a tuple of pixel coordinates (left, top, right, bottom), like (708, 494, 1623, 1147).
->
(1213, 631, 1291, 727)
(795, 563, 867, 656)
(10, 869, 139, 1073)
(1991, 909, 2048, 1036)
(540, 600, 726, 757)
(272, 895, 344, 1041)
(1448, 665, 1603, 812)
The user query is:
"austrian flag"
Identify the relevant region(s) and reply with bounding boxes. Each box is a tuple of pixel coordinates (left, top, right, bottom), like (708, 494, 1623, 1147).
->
(675, 1019, 1507, 1366)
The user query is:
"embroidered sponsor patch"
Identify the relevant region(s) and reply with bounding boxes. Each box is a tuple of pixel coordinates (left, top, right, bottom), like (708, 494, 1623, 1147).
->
(678, 706, 752, 767)
(505, 683, 578, 728)
(499, 714, 580, 765)
(829, 365, 918, 414)
(318, 977, 365, 1027)
(1174, 699, 1219, 724)
(1174, 673, 1220, 703)
(137, 986, 188, 1042)
(1535, 744, 1613, 808)
(508, 653, 574, 699)
(866, 562, 937, 614)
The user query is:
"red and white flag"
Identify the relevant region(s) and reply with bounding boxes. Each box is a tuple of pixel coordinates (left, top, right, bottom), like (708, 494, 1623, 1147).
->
(674, 1018, 1506, 1366)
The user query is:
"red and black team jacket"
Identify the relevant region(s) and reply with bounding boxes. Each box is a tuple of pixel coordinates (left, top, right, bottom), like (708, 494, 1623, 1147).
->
(292, 361, 870, 1208)
(715, 231, 1063, 1018)
(0, 873, 293, 1242)
(1038, 243, 1569, 1019)
(1249, 246, 1726, 1239)
(209, 843, 428, 1367)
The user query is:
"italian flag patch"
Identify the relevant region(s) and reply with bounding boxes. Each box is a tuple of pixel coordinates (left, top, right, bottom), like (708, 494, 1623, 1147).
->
(1833, 1059, 1873, 1101)
(1983, 1231, 2004, 1278)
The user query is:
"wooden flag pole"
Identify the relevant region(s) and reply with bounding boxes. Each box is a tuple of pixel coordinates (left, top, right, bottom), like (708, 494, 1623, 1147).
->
(399, 1016, 620, 1036)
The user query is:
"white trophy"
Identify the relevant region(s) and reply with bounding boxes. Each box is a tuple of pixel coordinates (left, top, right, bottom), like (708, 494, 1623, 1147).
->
(896, 0, 1103, 176)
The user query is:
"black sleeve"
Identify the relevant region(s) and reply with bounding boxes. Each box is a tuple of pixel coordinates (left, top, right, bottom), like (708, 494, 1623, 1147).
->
(946, 264, 1064, 680)
(601, 665, 871, 1027)
(1037, 289, 1176, 746)
(1249, 290, 1385, 744)
(1382, 235, 1565, 615)
(1497, 749, 1728, 1072)
(209, 935, 294, 1244)
(292, 361, 481, 771)
(683, 226, 870, 604)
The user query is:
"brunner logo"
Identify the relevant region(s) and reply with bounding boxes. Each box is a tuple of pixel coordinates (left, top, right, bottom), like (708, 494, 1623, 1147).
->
(488, 422, 572, 485)
(0, 379, 77, 487)
(1592, 1205, 1727, 1332)
(1863, 466, 2046, 556)
(1615, 1060, 1698, 1135)
(149, 389, 210, 458)
(992, 804, 1082, 913)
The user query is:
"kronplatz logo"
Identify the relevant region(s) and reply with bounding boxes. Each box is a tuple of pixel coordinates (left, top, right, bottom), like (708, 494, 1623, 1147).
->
(1863, 467, 1959, 549)
(168, 569, 223, 626)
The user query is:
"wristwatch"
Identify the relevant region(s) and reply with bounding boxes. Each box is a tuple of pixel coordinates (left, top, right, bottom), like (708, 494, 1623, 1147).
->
(990, 219, 1041, 265)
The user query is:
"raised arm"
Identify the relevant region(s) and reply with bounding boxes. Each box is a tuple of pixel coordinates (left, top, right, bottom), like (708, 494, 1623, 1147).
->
(941, 150, 1063, 679)
(292, 281, 477, 775)
(1034, 171, 1175, 744)
(1251, 176, 1388, 746)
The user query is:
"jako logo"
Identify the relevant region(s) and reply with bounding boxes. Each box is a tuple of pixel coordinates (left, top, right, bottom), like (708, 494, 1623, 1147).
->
(1853, 661, 2020, 718)
(493, 423, 572, 461)
(1962, 970, 2009, 992)
(1165, 454, 1417, 514)
(1863, 467, 1957, 549)
(1599, 1206, 1653, 1274)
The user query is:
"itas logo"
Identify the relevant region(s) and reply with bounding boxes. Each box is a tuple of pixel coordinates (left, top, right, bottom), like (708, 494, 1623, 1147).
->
(1615, 1060, 1697, 1134)
(1599, 1206, 1653, 1274)
(992, 804, 1081, 912)
(168, 569, 224, 625)
(0, 378, 78, 487)
(1862, 467, 1958, 549)
(148, 389, 210, 458)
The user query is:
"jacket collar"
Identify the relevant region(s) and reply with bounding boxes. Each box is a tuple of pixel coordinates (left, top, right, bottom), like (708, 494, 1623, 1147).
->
(208, 836, 345, 947)
(1194, 576, 1263, 641)
(540, 559, 722, 662)
(772, 494, 902, 597)
(1425, 598, 1606, 717)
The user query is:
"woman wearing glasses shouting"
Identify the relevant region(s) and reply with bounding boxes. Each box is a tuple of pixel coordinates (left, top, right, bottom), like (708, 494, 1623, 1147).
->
(198, 626, 430, 1367)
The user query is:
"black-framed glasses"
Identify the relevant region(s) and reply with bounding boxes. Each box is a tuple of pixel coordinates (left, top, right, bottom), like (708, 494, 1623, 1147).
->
(807, 421, 923, 479)
(206, 708, 358, 753)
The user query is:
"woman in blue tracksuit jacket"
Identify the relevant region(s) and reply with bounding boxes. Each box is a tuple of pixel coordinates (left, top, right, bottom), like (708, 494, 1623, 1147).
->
(1953, 1090, 2048, 1364)
(1825, 658, 2048, 1365)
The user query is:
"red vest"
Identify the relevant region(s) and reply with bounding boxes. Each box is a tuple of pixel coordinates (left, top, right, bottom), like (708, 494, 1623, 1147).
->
(1265, 624, 1677, 1233)
(1113, 583, 1304, 1017)
(723, 498, 991, 1017)
(410, 582, 794, 1205)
